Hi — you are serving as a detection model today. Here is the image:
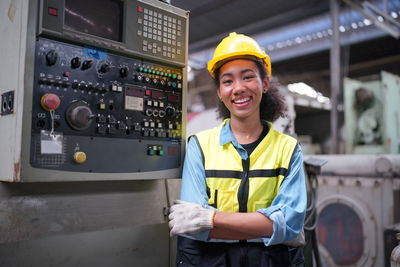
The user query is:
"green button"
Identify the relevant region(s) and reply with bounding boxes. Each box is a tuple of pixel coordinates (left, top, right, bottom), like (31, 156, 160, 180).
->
(139, 67, 143, 72)
(152, 70, 156, 74)
(144, 68, 148, 73)
(158, 150, 164, 156)
(148, 150, 155, 156)
(172, 74, 177, 79)
(164, 73, 168, 77)
(156, 71, 160, 75)
(168, 73, 172, 77)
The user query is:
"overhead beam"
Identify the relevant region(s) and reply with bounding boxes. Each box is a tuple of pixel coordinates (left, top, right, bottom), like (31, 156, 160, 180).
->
(341, 0, 400, 38)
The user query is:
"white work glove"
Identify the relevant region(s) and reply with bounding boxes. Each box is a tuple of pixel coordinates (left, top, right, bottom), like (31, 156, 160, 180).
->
(168, 200, 216, 236)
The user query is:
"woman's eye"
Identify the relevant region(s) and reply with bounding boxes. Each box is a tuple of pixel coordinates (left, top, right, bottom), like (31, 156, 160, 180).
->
(222, 79, 232, 85)
(244, 75, 254, 80)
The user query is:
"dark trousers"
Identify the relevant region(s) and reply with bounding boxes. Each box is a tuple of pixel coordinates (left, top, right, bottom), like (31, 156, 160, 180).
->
(176, 236, 304, 267)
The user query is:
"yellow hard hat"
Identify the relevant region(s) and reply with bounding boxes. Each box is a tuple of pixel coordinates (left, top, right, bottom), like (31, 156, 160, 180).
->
(207, 32, 272, 78)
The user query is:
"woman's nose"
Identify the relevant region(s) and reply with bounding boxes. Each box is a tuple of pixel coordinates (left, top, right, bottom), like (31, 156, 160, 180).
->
(232, 80, 245, 94)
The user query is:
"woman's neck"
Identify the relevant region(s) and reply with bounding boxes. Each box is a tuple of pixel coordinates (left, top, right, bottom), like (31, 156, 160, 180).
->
(229, 116, 264, 145)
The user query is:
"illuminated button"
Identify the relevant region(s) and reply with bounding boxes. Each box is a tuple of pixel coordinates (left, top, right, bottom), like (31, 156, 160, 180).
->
(98, 103, 106, 110)
(137, 6, 143, 12)
(63, 72, 70, 77)
(158, 150, 164, 156)
(157, 122, 163, 128)
(172, 74, 177, 79)
(150, 122, 155, 128)
(143, 121, 150, 127)
(153, 101, 158, 107)
(73, 151, 87, 164)
(48, 7, 58, 16)
(156, 71, 160, 75)
(138, 67, 144, 72)
(146, 100, 152, 106)
(145, 90, 151, 96)
(159, 102, 165, 108)
(148, 149, 156, 156)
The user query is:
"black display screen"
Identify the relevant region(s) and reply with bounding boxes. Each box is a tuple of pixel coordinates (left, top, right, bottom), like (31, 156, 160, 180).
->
(64, 0, 123, 42)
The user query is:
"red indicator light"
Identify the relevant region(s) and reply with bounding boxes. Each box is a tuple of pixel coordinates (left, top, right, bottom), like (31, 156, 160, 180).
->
(48, 7, 58, 16)
(137, 6, 143, 13)
(145, 90, 151, 96)
(63, 72, 70, 77)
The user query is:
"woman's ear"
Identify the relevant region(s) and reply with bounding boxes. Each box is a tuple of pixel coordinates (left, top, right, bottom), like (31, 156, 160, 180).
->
(216, 88, 222, 100)
(262, 77, 270, 93)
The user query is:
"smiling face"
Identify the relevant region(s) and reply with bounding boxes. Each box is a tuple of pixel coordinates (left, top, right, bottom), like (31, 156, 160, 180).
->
(217, 59, 269, 122)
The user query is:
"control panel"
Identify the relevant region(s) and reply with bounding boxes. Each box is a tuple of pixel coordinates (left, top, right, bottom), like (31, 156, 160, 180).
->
(30, 37, 183, 173)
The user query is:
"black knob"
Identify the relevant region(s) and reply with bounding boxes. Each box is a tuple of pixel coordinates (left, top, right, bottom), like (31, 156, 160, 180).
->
(87, 84, 94, 91)
(93, 84, 100, 93)
(79, 82, 87, 90)
(66, 101, 94, 130)
(72, 82, 79, 89)
(120, 67, 128, 78)
(81, 60, 93, 70)
(100, 86, 108, 94)
(45, 50, 58, 66)
(165, 107, 175, 117)
(71, 57, 81, 69)
(99, 63, 111, 73)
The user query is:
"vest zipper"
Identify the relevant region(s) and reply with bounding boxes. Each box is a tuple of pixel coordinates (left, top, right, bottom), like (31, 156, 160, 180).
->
(238, 158, 250, 213)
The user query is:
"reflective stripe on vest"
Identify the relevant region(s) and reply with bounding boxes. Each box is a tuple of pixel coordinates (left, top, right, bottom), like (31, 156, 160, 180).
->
(195, 120, 298, 213)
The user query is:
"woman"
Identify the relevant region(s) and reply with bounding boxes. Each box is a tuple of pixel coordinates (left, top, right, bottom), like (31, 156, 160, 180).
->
(169, 32, 306, 266)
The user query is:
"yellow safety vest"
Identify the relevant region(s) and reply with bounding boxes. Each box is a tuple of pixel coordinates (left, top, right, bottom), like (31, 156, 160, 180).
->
(194, 120, 298, 213)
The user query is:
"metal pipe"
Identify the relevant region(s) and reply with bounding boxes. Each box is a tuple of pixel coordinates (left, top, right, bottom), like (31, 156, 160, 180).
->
(304, 154, 400, 177)
(330, 0, 340, 154)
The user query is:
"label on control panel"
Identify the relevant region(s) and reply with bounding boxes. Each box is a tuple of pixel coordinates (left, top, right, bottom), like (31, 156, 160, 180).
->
(125, 95, 144, 111)
(40, 130, 63, 154)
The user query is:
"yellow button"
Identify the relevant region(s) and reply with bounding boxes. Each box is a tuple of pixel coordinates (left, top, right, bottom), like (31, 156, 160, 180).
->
(98, 103, 106, 110)
(73, 151, 87, 164)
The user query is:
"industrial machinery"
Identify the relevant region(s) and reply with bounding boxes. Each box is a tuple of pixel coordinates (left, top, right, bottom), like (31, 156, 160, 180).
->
(344, 71, 400, 154)
(0, 0, 187, 266)
(308, 154, 400, 267)
(0, 0, 188, 182)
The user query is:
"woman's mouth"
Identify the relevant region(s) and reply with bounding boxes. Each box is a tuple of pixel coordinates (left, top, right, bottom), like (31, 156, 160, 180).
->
(232, 97, 251, 104)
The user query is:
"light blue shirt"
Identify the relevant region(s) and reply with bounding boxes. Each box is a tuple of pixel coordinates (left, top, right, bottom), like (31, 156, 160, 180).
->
(180, 120, 307, 246)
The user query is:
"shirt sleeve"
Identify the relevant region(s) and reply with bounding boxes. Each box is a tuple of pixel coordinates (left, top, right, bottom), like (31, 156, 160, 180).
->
(179, 136, 212, 241)
(257, 144, 307, 246)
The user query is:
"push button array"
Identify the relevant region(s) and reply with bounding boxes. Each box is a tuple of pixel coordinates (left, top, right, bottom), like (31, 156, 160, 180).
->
(137, 6, 183, 59)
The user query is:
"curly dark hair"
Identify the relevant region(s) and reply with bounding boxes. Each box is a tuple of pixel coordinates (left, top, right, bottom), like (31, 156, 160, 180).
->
(213, 59, 287, 122)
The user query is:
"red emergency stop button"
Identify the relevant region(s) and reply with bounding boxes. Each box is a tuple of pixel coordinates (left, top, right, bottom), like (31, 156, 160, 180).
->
(40, 93, 61, 111)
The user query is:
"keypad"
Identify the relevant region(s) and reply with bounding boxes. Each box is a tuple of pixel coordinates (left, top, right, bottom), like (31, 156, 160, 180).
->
(137, 6, 184, 60)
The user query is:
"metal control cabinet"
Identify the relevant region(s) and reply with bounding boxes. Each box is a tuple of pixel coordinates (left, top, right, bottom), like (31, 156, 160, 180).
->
(0, 0, 189, 182)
